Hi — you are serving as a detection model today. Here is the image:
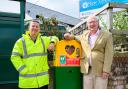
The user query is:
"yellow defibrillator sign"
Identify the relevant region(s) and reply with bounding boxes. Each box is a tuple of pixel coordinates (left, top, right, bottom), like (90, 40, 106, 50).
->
(53, 40, 82, 67)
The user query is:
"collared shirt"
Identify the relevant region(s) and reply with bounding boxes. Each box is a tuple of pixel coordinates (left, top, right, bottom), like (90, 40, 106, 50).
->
(88, 29, 100, 66)
(89, 29, 100, 49)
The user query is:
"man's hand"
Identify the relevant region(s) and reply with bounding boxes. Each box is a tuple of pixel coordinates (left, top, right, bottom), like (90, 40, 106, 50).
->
(64, 33, 74, 40)
(102, 72, 110, 79)
(48, 43, 55, 51)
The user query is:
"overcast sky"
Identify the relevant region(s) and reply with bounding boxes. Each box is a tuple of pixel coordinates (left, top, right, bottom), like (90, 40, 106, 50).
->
(0, 0, 80, 18)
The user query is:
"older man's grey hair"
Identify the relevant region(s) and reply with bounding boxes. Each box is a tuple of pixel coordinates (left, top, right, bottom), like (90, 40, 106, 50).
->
(87, 15, 99, 22)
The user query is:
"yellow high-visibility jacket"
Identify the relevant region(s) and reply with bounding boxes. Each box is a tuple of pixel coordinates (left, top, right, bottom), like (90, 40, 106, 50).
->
(11, 31, 59, 88)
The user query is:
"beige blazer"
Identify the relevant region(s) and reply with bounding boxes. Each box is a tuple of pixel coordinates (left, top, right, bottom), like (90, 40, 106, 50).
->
(75, 30, 113, 76)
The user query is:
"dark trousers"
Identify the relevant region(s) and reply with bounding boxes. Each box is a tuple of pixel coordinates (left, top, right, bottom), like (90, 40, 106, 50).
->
(19, 85, 48, 89)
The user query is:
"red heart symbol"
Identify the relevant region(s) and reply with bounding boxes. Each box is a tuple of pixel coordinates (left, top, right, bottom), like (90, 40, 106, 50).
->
(65, 45, 75, 55)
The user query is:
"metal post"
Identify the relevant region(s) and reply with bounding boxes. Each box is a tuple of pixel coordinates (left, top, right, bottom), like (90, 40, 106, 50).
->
(107, 7, 113, 32)
(20, 0, 25, 34)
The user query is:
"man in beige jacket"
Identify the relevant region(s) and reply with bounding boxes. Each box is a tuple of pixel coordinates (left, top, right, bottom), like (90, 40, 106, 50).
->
(64, 16, 113, 89)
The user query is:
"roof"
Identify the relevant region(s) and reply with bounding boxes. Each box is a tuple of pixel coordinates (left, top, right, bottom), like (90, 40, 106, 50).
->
(10, 0, 25, 1)
(25, 2, 81, 26)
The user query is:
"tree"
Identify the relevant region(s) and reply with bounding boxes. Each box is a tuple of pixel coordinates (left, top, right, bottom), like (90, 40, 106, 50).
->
(98, 10, 128, 30)
(36, 14, 66, 40)
(113, 10, 128, 30)
(99, 10, 128, 53)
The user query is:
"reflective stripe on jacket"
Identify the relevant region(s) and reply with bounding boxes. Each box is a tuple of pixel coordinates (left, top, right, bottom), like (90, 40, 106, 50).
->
(11, 32, 59, 88)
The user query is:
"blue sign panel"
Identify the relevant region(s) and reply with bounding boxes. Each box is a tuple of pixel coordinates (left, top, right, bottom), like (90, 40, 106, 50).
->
(80, 0, 128, 12)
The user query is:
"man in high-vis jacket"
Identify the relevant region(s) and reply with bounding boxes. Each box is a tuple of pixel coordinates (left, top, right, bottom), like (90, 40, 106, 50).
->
(11, 20, 59, 89)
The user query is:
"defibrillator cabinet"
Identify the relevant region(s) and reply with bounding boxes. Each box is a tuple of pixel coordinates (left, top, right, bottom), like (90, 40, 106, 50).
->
(53, 40, 82, 89)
